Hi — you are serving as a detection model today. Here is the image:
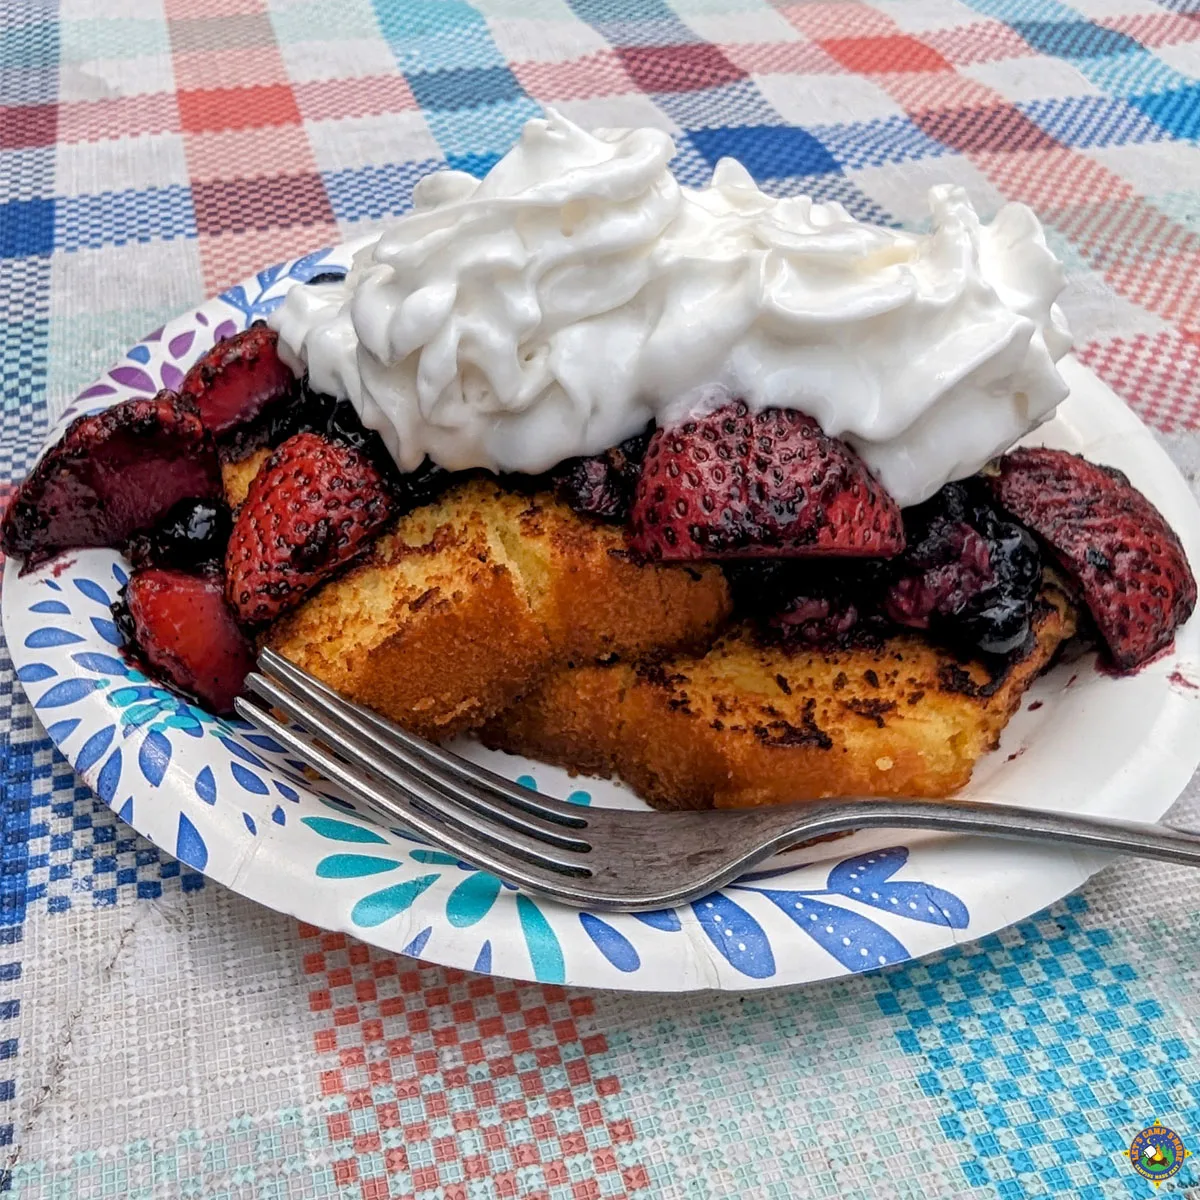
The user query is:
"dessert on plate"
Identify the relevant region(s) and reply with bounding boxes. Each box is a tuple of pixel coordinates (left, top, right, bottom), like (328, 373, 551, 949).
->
(2, 112, 1195, 812)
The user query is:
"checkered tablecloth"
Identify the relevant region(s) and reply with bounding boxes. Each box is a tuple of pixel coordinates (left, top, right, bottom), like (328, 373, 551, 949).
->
(2, 0, 1200, 1196)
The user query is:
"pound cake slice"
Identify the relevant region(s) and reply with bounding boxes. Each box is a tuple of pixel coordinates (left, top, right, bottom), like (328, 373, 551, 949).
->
(221, 447, 271, 511)
(264, 478, 730, 739)
(483, 580, 1076, 809)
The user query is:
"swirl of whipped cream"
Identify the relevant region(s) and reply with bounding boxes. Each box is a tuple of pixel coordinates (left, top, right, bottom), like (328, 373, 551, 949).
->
(270, 110, 1071, 508)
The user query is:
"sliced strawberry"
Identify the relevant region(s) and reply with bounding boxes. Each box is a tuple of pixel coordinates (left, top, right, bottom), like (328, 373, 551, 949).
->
(180, 323, 297, 437)
(122, 568, 256, 714)
(225, 432, 393, 625)
(986, 447, 1196, 670)
(0, 392, 221, 571)
(629, 402, 905, 562)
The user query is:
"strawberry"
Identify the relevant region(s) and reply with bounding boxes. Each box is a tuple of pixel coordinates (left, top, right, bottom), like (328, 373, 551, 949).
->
(180, 322, 297, 437)
(0, 392, 221, 571)
(985, 447, 1196, 671)
(121, 568, 256, 715)
(225, 432, 393, 625)
(629, 402, 905, 562)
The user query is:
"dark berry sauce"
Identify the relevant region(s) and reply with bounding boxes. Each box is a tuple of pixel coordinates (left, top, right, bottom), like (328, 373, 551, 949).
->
(725, 480, 1046, 662)
(125, 498, 232, 571)
(551, 427, 653, 522)
(218, 381, 456, 515)
(883, 481, 1043, 657)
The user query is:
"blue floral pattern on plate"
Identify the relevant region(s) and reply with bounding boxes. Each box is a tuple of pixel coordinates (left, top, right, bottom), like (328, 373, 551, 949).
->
(300, 788, 969, 983)
(10, 503, 973, 985)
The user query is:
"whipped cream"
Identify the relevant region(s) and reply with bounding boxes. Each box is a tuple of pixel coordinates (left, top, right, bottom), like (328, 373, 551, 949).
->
(270, 110, 1071, 508)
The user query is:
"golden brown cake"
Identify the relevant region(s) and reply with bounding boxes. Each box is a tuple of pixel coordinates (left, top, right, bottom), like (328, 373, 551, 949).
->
(221, 447, 271, 511)
(264, 479, 730, 740)
(222, 444, 1078, 803)
(483, 582, 1075, 809)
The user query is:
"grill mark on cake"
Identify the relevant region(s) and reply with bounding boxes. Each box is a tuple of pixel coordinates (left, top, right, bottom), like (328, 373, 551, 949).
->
(637, 661, 690, 689)
(753, 698, 832, 749)
(841, 697, 897, 728)
(938, 661, 1012, 699)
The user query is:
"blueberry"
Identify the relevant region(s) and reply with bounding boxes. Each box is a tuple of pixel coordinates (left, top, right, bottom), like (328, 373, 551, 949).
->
(553, 426, 653, 522)
(125, 499, 232, 571)
(956, 591, 1034, 656)
(110, 591, 136, 646)
(882, 483, 1044, 658)
(944, 517, 1041, 655)
(991, 521, 1040, 590)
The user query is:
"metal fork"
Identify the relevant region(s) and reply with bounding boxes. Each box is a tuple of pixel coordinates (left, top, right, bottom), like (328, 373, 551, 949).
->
(235, 648, 1200, 912)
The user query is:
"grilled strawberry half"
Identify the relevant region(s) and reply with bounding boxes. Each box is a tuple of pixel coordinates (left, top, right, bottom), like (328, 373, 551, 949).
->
(986, 447, 1196, 670)
(121, 568, 256, 715)
(225, 432, 393, 625)
(0, 392, 221, 571)
(180, 322, 297, 437)
(629, 402, 905, 561)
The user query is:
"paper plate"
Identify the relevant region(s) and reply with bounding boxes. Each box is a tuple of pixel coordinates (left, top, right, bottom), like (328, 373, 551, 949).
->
(5, 242, 1200, 992)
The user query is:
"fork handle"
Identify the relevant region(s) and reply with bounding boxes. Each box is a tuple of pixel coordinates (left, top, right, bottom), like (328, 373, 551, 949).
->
(763, 798, 1200, 868)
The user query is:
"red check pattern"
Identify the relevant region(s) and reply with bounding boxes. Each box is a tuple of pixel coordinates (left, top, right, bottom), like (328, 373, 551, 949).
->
(24, 0, 1191, 441)
(300, 925, 646, 1200)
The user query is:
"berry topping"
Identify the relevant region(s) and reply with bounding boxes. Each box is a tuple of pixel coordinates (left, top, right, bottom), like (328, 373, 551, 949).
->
(120, 568, 256, 714)
(225, 431, 394, 625)
(629, 402, 905, 562)
(985, 447, 1196, 671)
(554, 428, 652, 522)
(0, 392, 221, 571)
(722, 481, 1045, 657)
(884, 482, 1043, 656)
(725, 559, 892, 649)
(221, 384, 454, 515)
(883, 523, 992, 629)
(125, 498, 232, 572)
(180, 322, 297, 437)
(387, 456, 454, 514)
(300, 391, 452, 512)
(772, 587, 862, 645)
(954, 508, 1042, 656)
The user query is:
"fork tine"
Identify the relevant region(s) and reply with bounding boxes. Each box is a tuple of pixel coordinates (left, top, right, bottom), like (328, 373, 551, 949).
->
(235, 697, 593, 886)
(258, 647, 586, 827)
(247, 669, 591, 853)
